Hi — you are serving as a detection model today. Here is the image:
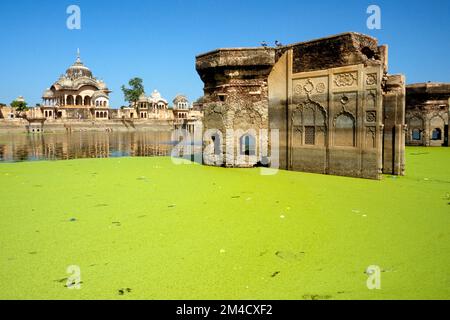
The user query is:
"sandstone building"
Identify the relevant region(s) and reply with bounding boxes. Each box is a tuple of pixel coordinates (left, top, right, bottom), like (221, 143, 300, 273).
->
(40, 51, 111, 120)
(406, 83, 450, 146)
(131, 90, 171, 120)
(196, 32, 406, 179)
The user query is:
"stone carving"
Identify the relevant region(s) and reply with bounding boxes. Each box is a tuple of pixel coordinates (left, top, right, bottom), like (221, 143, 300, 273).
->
(294, 79, 327, 97)
(366, 111, 376, 122)
(366, 91, 376, 109)
(316, 82, 326, 94)
(366, 126, 377, 148)
(303, 79, 314, 94)
(334, 73, 357, 87)
(294, 84, 303, 96)
(366, 73, 377, 86)
(340, 95, 350, 105)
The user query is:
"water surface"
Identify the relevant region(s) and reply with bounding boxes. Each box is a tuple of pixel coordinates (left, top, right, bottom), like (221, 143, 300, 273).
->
(0, 131, 175, 162)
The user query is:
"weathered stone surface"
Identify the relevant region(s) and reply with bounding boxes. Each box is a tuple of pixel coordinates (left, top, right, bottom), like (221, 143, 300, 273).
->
(196, 32, 406, 179)
(290, 33, 383, 73)
(406, 83, 450, 147)
(383, 74, 407, 175)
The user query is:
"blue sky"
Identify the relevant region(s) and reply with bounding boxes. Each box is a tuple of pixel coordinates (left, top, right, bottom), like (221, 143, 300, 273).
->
(0, 0, 449, 107)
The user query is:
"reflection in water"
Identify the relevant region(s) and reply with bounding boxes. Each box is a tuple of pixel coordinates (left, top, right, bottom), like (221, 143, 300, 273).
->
(0, 131, 175, 162)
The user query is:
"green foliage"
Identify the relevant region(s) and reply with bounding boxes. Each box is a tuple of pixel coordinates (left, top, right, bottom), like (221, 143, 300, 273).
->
(11, 100, 28, 111)
(121, 78, 145, 106)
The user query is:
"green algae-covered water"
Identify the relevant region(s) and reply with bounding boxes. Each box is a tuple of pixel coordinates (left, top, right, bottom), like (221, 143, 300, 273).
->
(0, 147, 449, 300)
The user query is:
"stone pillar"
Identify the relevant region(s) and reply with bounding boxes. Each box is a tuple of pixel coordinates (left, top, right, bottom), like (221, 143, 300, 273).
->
(382, 74, 406, 175)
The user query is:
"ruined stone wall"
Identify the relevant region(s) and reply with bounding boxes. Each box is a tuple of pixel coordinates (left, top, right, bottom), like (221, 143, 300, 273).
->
(406, 83, 450, 147)
(196, 33, 406, 179)
(196, 48, 276, 167)
(269, 33, 395, 179)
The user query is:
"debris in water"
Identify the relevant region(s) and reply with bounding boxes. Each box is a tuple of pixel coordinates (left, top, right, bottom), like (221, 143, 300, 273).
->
(118, 288, 132, 295)
(271, 271, 281, 278)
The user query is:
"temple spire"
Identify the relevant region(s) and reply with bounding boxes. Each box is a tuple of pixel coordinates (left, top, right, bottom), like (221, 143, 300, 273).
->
(76, 48, 81, 63)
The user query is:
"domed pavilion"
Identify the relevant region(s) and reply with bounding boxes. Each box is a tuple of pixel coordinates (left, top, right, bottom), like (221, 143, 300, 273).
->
(41, 50, 111, 120)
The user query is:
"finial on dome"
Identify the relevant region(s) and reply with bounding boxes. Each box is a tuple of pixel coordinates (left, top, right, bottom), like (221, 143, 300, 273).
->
(76, 48, 81, 63)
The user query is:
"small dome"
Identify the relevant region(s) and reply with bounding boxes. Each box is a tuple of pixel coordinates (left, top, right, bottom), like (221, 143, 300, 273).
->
(151, 90, 161, 100)
(97, 80, 107, 90)
(92, 91, 109, 100)
(16, 96, 25, 102)
(150, 90, 167, 104)
(42, 89, 54, 98)
(138, 93, 147, 102)
(66, 52, 93, 79)
(173, 94, 188, 105)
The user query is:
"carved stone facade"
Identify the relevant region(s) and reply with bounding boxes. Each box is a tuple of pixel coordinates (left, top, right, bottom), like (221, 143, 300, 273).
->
(196, 32, 406, 179)
(406, 83, 450, 147)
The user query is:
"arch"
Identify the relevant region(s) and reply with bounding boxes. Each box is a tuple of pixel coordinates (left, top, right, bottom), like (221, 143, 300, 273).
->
(211, 133, 221, 156)
(408, 116, 424, 128)
(412, 129, 422, 141)
(430, 115, 445, 129)
(66, 96, 74, 105)
(292, 102, 327, 146)
(335, 113, 356, 147)
(366, 92, 376, 109)
(240, 134, 256, 156)
(432, 128, 442, 140)
(75, 95, 83, 106)
(84, 96, 91, 106)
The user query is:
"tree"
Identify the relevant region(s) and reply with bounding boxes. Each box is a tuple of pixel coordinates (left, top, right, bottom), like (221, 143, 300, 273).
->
(11, 100, 28, 111)
(121, 78, 145, 107)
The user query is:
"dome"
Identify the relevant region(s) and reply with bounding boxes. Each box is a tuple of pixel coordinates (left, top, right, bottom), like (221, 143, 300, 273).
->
(151, 90, 161, 100)
(55, 75, 73, 88)
(150, 90, 167, 104)
(91, 91, 109, 101)
(42, 88, 54, 98)
(65, 52, 93, 79)
(173, 94, 188, 105)
(138, 93, 148, 102)
(97, 80, 107, 90)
